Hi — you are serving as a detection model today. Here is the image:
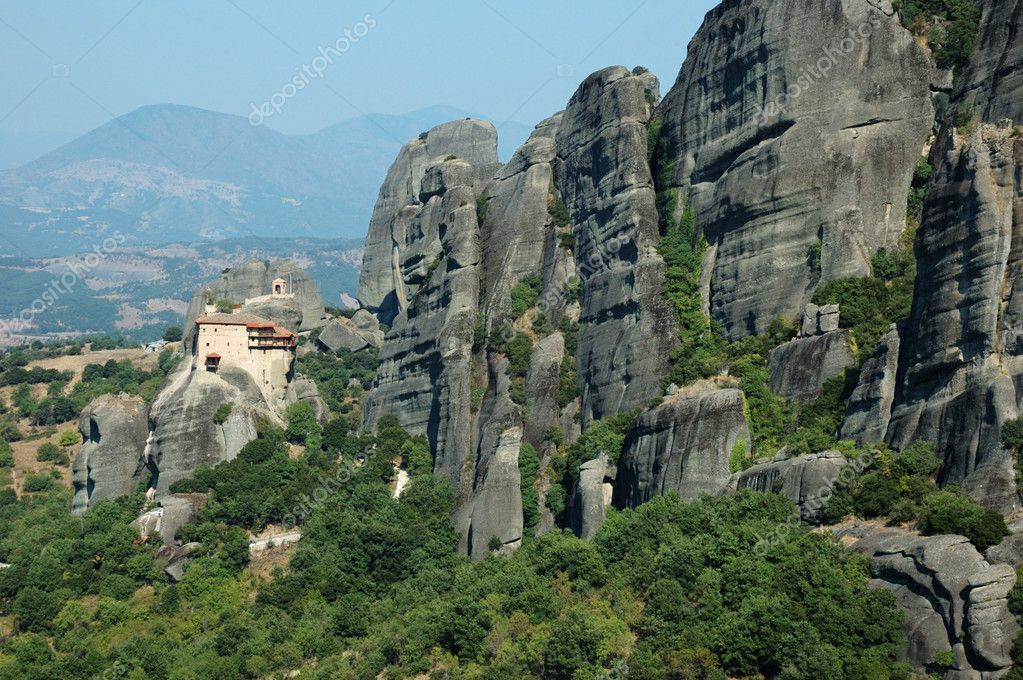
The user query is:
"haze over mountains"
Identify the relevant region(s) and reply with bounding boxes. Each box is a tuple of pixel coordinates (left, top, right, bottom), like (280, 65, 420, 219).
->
(0, 104, 531, 256)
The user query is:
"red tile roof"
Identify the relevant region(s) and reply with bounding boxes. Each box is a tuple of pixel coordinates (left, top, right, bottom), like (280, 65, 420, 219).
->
(206, 353, 221, 359)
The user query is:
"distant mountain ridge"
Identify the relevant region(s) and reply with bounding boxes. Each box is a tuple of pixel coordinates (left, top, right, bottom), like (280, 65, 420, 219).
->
(0, 104, 531, 255)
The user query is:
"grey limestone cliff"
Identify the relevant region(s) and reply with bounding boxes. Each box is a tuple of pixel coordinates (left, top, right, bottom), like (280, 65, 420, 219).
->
(658, 0, 940, 338)
(71, 394, 150, 514)
(555, 66, 680, 425)
(613, 387, 749, 509)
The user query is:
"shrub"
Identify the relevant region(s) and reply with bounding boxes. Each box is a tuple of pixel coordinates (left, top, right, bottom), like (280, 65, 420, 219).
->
(520, 442, 541, 530)
(36, 442, 68, 465)
(162, 326, 183, 342)
(58, 430, 79, 447)
(23, 474, 54, 493)
(917, 490, 1008, 550)
(284, 401, 320, 445)
(510, 274, 543, 319)
(212, 403, 232, 425)
(476, 193, 489, 224)
(551, 193, 570, 227)
(0, 441, 13, 468)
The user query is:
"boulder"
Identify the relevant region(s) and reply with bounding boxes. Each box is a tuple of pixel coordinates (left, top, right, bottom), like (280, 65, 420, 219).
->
(317, 316, 382, 353)
(284, 376, 331, 426)
(71, 394, 150, 514)
(800, 303, 840, 337)
(767, 330, 856, 403)
(845, 528, 1019, 676)
(658, 0, 939, 338)
(614, 388, 749, 509)
(555, 66, 680, 425)
(162, 542, 202, 583)
(736, 451, 849, 523)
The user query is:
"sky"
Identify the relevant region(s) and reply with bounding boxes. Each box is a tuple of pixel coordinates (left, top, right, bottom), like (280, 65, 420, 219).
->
(0, 0, 718, 143)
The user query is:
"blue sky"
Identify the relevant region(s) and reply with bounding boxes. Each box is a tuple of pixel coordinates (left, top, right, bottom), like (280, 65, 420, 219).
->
(0, 0, 717, 139)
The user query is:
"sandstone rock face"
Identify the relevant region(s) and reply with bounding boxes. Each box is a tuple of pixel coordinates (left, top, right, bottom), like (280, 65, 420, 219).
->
(479, 116, 560, 326)
(659, 0, 938, 338)
(357, 119, 499, 324)
(841, 325, 900, 446)
(736, 451, 849, 523)
(362, 161, 482, 489)
(523, 332, 565, 450)
(183, 260, 325, 350)
(957, 0, 1023, 125)
(767, 330, 856, 403)
(882, 0, 1023, 517)
(846, 529, 1019, 676)
(317, 314, 384, 353)
(462, 425, 524, 559)
(147, 363, 262, 493)
(800, 303, 840, 337)
(71, 394, 150, 514)
(614, 388, 749, 509)
(886, 127, 1023, 501)
(555, 66, 679, 425)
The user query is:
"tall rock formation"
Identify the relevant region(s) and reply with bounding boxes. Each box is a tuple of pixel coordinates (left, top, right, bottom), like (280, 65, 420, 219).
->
(555, 67, 679, 424)
(886, 0, 1023, 510)
(658, 0, 940, 338)
(358, 119, 499, 325)
(71, 394, 150, 514)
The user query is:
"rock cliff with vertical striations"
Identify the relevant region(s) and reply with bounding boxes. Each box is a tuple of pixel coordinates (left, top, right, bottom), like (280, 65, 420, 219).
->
(886, 0, 1023, 511)
(657, 0, 939, 338)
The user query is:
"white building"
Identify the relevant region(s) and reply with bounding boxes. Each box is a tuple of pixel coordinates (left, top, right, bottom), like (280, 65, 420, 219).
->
(193, 311, 297, 399)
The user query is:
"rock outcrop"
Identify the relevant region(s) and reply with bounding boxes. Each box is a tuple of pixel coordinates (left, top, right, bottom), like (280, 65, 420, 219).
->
(555, 66, 679, 424)
(841, 325, 900, 446)
(147, 363, 263, 493)
(843, 527, 1019, 677)
(569, 454, 614, 540)
(614, 388, 749, 509)
(658, 0, 939, 338)
(132, 493, 205, 543)
(358, 119, 499, 324)
(886, 0, 1023, 510)
(736, 450, 849, 523)
(956, 0, 1023, 126)
(183, 260, 325, 350)
(316, 310, 384, 353)
(71, 394, 150, 514)
(767, 330, 856, 404)
(362, 156, 482, 489)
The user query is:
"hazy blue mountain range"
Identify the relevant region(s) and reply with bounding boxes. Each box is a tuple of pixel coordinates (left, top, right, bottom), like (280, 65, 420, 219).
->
(0, 104, 531, 256)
